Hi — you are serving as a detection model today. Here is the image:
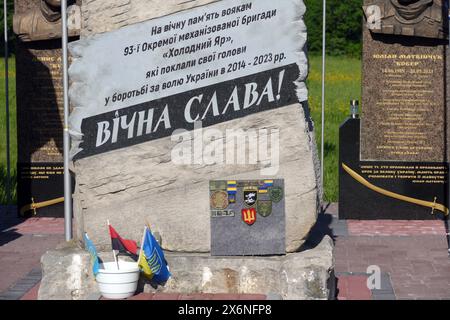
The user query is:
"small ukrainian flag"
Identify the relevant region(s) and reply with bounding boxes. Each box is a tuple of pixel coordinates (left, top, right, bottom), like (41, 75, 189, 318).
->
(138, 227, 171, 284)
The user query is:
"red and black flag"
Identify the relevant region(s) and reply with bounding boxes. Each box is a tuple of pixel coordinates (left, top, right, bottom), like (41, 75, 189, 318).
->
(108, 225, 138, 260)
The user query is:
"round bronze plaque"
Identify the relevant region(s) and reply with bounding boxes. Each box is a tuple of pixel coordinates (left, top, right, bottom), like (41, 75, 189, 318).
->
(210, 191, 229, 210)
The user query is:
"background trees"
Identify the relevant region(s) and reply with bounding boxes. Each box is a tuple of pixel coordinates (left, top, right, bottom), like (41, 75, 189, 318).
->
(304, 0, 363, 57)
(0, 1, 364, 56)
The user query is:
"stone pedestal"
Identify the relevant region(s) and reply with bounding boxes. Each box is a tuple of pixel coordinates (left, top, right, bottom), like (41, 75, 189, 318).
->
(38, 236, 335, 300)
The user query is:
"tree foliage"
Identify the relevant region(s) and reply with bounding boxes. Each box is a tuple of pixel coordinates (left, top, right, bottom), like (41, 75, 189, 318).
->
(0, 1, 363, 57)
(304, 0, 363, 57)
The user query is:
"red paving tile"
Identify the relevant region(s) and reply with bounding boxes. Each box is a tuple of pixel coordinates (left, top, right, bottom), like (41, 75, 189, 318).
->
(337, 275, 371, 300)
(0, 255, 40, 293)
(0, 233, 62, 293)
(335, 234, 450, 299)
(347, 220, 446, 236)
(0, 212, 64, 298)
(8, 218, 65, 235)
(20, 282, 40, 300)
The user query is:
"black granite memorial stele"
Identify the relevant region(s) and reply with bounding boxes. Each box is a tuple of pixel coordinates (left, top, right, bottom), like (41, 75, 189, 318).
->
(339, 118, 448, 220)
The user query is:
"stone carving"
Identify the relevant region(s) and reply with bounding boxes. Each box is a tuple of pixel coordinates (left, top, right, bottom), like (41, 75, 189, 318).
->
(363, 0, 447, 39)
(13, 0, 81, 42)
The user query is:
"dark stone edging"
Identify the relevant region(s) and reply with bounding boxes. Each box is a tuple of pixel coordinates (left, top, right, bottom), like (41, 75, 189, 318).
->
(0, 268, 41, 300)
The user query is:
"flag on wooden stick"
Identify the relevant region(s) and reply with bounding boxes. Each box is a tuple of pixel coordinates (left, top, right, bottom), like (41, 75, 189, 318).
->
(108, 223, 138, 261)
(138, 226, 171, 284)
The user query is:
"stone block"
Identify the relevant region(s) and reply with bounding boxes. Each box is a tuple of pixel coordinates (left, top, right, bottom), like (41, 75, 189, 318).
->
(38, 236, 335, 300)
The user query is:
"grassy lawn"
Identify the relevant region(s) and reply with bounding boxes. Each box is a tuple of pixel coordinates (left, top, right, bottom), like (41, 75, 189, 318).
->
(307, 55, 361, 202)
(0, 57, 17, 204)
(0, 55, 361, 204)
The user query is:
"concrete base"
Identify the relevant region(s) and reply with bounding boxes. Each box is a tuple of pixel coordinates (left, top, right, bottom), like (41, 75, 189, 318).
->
(38, 236, 335, 300)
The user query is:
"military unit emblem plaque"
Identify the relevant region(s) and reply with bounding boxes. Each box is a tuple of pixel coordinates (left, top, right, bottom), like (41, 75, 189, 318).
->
(209, 179, 286, 256)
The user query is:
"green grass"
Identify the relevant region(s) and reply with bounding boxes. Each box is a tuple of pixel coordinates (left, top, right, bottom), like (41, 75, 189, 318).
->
(0, 57, 17, 204)
(307, 55, 362, 202)
(0, 55, 361, 204)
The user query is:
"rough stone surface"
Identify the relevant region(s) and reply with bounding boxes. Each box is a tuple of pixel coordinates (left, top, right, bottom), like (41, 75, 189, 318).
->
(74, 104, 318, 252)
(71, 0, 318, 253)
(80, 0, 231, 37)
(144, 235, 335, 300)
(38, 242, 99, 300)
(38, 236, 335, 300)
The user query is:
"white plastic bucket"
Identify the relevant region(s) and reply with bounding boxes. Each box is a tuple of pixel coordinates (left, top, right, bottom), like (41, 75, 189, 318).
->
(96, 261, 140, 299)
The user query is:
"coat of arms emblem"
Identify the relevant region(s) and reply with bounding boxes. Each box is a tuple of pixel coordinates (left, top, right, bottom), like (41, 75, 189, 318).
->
(241, 208, 257, 225)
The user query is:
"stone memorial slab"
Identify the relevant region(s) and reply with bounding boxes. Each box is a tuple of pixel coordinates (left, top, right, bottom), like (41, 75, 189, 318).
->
(339, 0, 449, 220)
(361, 0, 447, 162)
(340, 118, 447, 220)
(210, 179, 285, 256)
(14, 0, 80, 217)
(69, 0, 319, 253)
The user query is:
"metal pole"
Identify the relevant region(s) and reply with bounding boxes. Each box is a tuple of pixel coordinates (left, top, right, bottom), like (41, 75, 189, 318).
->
(321, 0, 326, 209)
(62, 0, 72, 241)
(4, 0, 11, 209)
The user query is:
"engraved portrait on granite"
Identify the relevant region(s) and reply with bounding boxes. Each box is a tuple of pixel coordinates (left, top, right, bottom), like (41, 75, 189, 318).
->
(363, 0, 447, 39)
(13, 0, 80, 42)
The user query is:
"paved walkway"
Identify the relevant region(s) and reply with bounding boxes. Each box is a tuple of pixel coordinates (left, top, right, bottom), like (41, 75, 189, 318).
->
(323, 203, 450, 300)
(1, 203, 449, 300)
(105, 293, 269, 300)
(0, 206, 64, 300)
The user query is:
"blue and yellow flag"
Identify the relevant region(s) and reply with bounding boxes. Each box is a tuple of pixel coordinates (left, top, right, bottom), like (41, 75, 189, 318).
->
(138, 227, 171, 284)
(84, 233, 100, 276)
